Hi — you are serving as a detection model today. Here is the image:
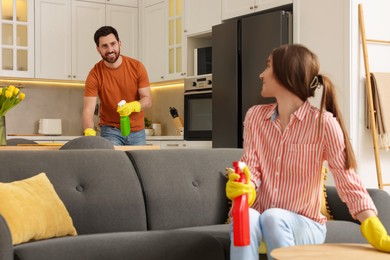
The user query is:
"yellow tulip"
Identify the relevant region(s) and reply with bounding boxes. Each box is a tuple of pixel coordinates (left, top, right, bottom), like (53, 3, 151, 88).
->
(7, 85, 15, 93)
(5, 90, 13, 98)
(0, 88, 3, 95)
(13, 87, 20, 96)
(19, 92, 26, 100)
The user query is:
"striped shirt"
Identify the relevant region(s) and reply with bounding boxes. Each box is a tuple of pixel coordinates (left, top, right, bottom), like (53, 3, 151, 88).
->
(241, 101, 377, 224)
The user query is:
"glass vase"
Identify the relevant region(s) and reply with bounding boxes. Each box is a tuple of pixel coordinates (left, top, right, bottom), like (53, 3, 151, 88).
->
(0, 116, 6, 146)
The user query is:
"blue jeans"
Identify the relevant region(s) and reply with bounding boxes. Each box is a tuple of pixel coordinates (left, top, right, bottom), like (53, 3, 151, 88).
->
(100, 125, 146, 146)
(230, 208, 326, 260)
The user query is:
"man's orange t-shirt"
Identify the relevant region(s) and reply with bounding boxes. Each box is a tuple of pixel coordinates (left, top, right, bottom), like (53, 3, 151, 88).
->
(84, 56, 150, 132)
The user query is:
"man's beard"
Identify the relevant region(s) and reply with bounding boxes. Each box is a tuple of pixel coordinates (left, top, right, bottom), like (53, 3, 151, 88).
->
(102, 50, 120, 63)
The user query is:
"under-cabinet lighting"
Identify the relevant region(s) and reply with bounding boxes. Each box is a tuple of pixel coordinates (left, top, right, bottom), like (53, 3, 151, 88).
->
(0, 77, 85, 87)
(150, 79, 184, 89)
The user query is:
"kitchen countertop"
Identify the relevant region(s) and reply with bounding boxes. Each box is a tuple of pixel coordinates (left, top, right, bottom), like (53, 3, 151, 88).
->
(7, 135, 184, 141)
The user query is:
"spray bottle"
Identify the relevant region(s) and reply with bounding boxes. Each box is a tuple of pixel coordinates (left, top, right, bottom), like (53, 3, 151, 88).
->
(118, 100, 130, 136)
(232, 161, 250, 246)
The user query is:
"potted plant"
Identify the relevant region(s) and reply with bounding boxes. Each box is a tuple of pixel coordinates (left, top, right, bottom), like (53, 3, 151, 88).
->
(144, 117, 154, 136)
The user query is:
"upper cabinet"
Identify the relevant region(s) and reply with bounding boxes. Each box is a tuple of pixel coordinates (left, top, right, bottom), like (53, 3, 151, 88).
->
(167, 0, 186, 80)
(141, 0, 186, 83)
(0, 0, 34, 77)
(222, 0, 292, 20)
(35, 0, 138, 81)
(184, 0, 221, 36)
(142, 0, 166, 82)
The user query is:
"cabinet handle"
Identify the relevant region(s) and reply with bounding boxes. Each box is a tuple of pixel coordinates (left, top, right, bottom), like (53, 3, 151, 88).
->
(254, 5, 258, 9)
(161, 76, 164, 79)
(73, 75, 76, 78)
(250, 6, 254, 10)
(184, 29, 187, 33)
(166, 144, 179, 147)
(68, 75, 71, 78)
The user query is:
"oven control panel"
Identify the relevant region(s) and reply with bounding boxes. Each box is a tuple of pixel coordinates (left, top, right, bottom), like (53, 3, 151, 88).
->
(184, 74, 212, 92)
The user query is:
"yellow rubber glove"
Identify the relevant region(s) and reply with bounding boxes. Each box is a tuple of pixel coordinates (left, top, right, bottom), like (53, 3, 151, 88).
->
(117, 101, 141, 117)
(226, 166, 256, 207)
(361, 216, 390, 252)
(83, 128, 96, 136)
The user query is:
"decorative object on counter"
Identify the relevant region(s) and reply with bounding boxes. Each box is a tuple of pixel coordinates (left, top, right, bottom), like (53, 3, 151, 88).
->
(152, 123, 162, 136)
(144, 117, 154, 136)
(0, 85, 26, 146)
(169, 107, 184, 135)
(38, 119, 62, 135)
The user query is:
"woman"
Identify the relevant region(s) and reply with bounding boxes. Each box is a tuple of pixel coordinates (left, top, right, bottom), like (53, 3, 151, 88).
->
(226, 44, 390, 259)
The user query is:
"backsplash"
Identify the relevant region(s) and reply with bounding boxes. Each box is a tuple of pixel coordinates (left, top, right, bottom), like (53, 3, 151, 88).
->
(6, 86, 85, 136)
(145, 84, 184, 136)
(5, 84, 184, 137)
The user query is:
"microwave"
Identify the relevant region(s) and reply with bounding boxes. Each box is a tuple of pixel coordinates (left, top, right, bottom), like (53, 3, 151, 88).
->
(194, 47, 212, 76)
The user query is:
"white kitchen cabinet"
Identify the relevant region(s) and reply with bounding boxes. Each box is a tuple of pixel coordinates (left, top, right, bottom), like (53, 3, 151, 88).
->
(222, 0, 292, 20)
(0, 0, 34, 77)
(35, 0, 138, 81)
(106, 4, 138, 59)
(142, 0, 166, 82)
(141, 0, 186, 83)
(35, 0, 72, 80)
(160, 140, 187, 149)
(77, 0, 137, 7)
(146, 139, 212, 149)
(184, 140, 212, 149)
(166, 0, 186, 80)
(184, 0, 221, 36)
(160, 140, 212, 149)
(106, 0, 137, 6)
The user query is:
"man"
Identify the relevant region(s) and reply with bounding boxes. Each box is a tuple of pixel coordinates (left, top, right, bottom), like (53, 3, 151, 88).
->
(83, 26, 152, 145)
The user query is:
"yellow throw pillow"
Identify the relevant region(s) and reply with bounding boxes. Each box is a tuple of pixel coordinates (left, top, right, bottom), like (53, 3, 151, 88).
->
(321, 166, 333, 220)
(0, 173, 77, 245)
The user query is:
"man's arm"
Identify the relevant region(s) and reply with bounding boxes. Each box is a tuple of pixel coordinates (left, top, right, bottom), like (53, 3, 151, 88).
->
(82, 96, 97, 130)
(138, 86, 152, 110)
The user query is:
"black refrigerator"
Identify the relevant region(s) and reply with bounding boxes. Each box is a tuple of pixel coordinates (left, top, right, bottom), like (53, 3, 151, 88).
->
(212, 10, 292, 148)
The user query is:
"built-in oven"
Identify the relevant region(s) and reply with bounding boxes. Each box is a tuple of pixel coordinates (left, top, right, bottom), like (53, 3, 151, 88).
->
(184, 74, 212, 140)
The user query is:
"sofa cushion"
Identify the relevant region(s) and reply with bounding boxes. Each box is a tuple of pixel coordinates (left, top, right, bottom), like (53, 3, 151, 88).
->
(179, 224, 231, 259)
(14, 230, 225, 260)
(126, 148, 243, 230)
(325, 220, 366, 243)
(0, 173, 77, 245)
(0, 150, 147, 235)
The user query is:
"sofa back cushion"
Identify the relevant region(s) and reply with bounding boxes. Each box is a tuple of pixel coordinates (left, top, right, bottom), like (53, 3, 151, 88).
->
(126, 148, 243, 230)
(0, 150, 147, 235)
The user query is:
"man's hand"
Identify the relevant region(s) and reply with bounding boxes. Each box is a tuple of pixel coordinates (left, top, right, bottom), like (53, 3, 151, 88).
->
(226, 166, 256, 207)
(83, 128, 96, 136)
(361, 216, 390, 252)
(117, 101, 141, 117)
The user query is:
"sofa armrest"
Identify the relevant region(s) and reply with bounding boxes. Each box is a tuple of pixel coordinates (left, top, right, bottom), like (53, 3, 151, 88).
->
(0, 214, 13, 260)
(326, 186, 390, 231)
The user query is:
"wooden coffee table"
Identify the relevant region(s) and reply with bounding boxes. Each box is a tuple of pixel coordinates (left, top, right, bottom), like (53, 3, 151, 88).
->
(271, 243, 389, 259)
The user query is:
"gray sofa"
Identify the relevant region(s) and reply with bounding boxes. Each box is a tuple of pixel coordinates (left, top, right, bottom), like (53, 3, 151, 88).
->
(0, 149, 389, 260)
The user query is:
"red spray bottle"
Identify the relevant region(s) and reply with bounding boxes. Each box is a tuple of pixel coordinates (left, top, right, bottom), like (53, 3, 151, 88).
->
(232, 161, 250, 246)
